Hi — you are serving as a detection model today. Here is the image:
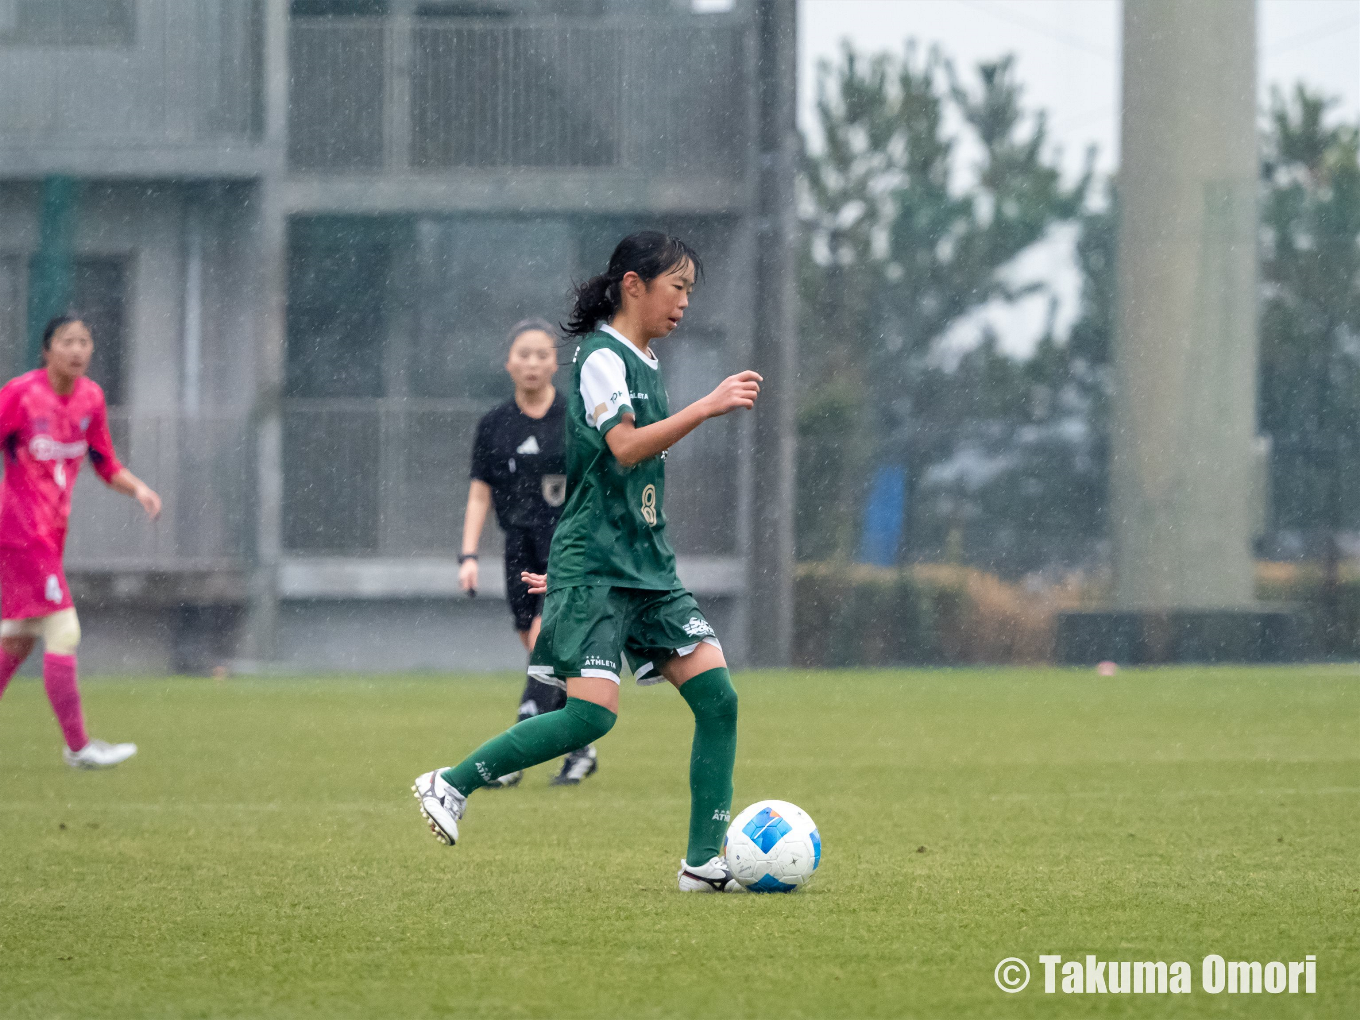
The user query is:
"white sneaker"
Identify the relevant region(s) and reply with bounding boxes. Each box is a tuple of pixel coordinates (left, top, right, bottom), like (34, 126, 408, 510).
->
(490, 771, 522, 788)
(63, 738, 137, 770)
(677, 856, 744, 893)
(412, 770, 466, 846)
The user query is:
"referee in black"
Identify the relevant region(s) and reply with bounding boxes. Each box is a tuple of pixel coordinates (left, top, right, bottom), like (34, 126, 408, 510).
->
(459, 317, 597, 787)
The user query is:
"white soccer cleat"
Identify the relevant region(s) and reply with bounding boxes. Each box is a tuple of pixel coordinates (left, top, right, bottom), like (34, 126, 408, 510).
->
(63, 738, 137, 770)
(412, 770, 465, 846)
(490, 771, 523, 788)
(677, 855, 744, 893)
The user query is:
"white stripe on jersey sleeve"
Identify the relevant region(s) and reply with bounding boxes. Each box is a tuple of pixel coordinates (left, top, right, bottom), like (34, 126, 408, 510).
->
(579, 347, 633, 432)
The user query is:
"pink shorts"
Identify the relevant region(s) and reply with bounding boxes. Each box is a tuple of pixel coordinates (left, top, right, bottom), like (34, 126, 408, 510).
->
(0, 545, 73, 621)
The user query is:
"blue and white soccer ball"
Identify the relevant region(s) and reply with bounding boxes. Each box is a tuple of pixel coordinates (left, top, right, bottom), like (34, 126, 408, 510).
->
(723, 800, 821, 892)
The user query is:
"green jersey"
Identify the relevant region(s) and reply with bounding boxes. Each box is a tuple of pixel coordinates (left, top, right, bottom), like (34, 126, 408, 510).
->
(546, 325, 679, 592)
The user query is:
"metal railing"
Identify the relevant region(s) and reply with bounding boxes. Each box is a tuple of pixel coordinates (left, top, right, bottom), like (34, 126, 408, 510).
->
(410, 21, 622, 169)
(281, 396, 741, 558)
(290, 15, 752, 176)
(0, 1, 262, 145)
(287, 17, 386, 171)
(64, 413, 252, 570)
(55, 393, 741, 571)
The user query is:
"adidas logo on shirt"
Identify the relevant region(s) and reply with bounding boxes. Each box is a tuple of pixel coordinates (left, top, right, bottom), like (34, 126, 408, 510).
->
(516, 436, 540, 455)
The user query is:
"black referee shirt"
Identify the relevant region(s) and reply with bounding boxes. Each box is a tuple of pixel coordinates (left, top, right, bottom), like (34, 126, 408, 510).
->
(470, 392, 567, 533)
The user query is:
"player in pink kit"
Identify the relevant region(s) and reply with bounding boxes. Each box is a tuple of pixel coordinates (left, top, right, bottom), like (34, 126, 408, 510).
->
(0, 314, 162, 768)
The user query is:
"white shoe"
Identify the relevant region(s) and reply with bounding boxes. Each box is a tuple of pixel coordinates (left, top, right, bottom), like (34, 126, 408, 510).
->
(677, 856, 744, 893)
(490, 771, 522, 788)
(412, 770, 465, 846)
(63, 738, 137, 770)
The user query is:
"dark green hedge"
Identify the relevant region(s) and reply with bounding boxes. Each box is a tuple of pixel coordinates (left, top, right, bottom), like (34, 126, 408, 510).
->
(792, 563, 1062, 667)
(795, 561, 1360, 666)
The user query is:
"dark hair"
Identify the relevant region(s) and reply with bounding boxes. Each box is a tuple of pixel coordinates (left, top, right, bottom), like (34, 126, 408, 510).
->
(506, 316, 558, 350)
(563, 231, 703, 338)
(42, 312, 86, 352)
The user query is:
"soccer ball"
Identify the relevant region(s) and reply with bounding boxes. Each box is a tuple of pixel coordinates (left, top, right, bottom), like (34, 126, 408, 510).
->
(723, 800, 821, 892)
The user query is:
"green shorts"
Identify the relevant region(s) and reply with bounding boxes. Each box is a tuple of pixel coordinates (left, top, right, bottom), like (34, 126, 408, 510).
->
(527, 585, 720, 687)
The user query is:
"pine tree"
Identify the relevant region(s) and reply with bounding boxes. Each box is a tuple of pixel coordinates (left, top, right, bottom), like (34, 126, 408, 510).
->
(798, 43, 1090, 563)
(1258, 85, 1360, 640)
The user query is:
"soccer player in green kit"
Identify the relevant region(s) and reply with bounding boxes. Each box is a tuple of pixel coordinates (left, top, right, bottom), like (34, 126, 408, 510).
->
(414, 231, 762, 892)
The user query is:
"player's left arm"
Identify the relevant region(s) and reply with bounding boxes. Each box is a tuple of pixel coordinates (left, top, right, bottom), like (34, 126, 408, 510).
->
(86, 396, 161, 519)
(108, 468, 162, 520)
(604, 371, 762, 468)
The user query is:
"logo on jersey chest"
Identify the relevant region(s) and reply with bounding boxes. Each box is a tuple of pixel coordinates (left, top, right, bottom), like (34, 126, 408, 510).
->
(542, 474, 566, 507)
(516, 436, 541, 456)
(29, 435, 88, 461)
(640, 483, 658, 526)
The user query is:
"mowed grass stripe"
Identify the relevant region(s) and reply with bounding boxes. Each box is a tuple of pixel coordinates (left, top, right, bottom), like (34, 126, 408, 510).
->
(0, 668, 1356, 1019)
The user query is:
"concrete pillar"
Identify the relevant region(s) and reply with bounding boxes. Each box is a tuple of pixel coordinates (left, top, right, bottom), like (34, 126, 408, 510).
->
(1111, 0, 1258, 610)
(387, 0, 415, 173)
(747, 0, 799, 664)
(243, 0, 291, 662)
(182, 193, 204, 416)
(26, 175, 79, 369)
(245, 184, 286, 662)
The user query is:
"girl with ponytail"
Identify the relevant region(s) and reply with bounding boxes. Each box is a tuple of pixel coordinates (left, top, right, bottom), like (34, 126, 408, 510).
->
(562, 231, 703, 338)
(415, 230, 764, 893)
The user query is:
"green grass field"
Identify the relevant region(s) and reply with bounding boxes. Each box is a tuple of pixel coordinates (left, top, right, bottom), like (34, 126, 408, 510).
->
(1, 667, 1357, 1018)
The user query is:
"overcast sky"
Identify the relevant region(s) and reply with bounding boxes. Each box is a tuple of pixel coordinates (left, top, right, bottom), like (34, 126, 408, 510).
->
(799, 0, 1360, 182)
(796, 0, 1360, 361)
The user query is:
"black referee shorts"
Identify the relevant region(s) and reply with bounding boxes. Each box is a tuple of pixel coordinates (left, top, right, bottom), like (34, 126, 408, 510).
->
(503, 526, 554, 632)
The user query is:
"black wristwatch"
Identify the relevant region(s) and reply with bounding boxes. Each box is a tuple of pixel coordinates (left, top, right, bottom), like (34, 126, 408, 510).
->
(458, 553, 478, 564)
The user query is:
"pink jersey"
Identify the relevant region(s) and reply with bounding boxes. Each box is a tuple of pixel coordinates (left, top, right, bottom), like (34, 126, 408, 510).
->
(0, 370, 123, 556)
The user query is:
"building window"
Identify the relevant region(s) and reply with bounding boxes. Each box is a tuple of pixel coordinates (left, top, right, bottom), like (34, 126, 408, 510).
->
(71, 258, 128, 406)
(1, 256, 126, 404)
(289, 0, 388, 16)
(285, 224, 391, 399)
(283, 219, 391, 553)
(0, 0, 135, 47)
(0, 257, 23, 380)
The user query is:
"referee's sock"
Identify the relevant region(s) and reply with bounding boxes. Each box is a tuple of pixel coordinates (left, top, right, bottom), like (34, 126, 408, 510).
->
(517, 675, 567, 719)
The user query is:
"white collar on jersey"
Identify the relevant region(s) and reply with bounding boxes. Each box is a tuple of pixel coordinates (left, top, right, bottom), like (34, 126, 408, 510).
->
(599, 323, 659, 368)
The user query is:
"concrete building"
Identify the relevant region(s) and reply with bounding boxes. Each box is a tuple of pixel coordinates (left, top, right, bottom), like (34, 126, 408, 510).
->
(0, 0, 798, 674)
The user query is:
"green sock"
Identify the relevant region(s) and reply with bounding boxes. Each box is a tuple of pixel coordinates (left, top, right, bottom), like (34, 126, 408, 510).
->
(440, 696, 616, 796)
(677, 667, 739, 864)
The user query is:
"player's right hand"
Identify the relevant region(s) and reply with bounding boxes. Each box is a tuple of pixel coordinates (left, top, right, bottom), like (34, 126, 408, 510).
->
(705, 371, 762, 417)
(521, 571, 547, 595)
(459, 558, 479, 594)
